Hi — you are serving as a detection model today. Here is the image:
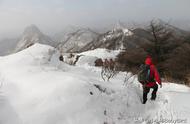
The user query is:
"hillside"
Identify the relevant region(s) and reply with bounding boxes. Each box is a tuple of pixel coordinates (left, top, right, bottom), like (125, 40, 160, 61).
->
(80, 27, 142, 51)
(0, 43, 189, 124)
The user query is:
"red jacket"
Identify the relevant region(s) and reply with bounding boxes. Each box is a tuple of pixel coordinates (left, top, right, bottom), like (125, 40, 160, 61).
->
(145, 57, 161, 87)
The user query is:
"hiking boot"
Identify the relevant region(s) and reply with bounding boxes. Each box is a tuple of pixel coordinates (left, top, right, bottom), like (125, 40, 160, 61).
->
(142, 99, 147, 104)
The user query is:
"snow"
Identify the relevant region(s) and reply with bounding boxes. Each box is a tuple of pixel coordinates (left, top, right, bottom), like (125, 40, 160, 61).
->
(0, 43, 190, 124)
(79, 48, 121, 59)
(113, 22, 133, 36)
(75, 56, 98, 66)
(123, 29, 133, 36)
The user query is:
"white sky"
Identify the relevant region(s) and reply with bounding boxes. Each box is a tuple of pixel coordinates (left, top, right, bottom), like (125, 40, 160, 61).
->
(0, 0, 190, 38)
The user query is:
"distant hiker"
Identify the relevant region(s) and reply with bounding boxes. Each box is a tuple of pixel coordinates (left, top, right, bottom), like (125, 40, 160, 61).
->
(138, 55, 162, 104)
(109, 58, 115, 71)
(103, 59, 109, 68)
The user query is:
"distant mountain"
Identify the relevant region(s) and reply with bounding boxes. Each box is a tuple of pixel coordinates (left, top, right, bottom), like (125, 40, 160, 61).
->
(149, 19, 189, 38)
(0, 38, 18, 56)
(14, 25, 56, 52)
(53, 26, 80, 42)
(171, 20, 190, 31)
(2, 20, 190, 56)
(56, 28, 99, 53)
(80, 25, 151, 52)
(80, 20, 190, 52)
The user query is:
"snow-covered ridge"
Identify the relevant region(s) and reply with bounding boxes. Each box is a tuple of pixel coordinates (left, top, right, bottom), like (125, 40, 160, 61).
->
(80, 24, 135, 52)
(0, 43, 190, 124)
(104, 27, 133, 41)
(113, 21, 133, 36)
(79, 48, 121, 59)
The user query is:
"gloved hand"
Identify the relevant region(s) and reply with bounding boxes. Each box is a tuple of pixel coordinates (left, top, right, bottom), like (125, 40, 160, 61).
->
(143, 84, 146, 89)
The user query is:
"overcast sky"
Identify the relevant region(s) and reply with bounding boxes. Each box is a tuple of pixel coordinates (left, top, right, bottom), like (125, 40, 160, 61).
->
(0, 0, 190, 38)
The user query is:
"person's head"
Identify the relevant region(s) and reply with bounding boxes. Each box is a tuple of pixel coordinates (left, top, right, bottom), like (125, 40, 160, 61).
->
(145, 55, 153, 65)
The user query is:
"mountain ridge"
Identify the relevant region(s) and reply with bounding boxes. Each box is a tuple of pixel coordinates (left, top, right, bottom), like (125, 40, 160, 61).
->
(14, 24, 56, 52)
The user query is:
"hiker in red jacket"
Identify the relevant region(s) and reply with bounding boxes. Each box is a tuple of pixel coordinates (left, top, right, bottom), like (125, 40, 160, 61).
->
(143, 56, 162, 104)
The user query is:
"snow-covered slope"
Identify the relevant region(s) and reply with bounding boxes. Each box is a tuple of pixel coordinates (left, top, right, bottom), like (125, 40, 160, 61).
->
(14, 25, 55, 52)
(0, 43, 190, 124)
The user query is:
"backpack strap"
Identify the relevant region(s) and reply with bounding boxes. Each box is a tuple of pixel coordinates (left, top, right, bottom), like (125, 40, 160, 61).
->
(148, 69, 150, 78)
(148, 66, 156, 82)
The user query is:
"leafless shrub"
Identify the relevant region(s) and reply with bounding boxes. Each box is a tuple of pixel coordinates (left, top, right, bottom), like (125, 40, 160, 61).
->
(95, 58, 103, 66)
(101, 59, 119, 81)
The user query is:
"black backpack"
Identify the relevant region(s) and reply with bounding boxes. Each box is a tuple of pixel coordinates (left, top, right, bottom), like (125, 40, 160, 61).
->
(138, 64, 154, 84)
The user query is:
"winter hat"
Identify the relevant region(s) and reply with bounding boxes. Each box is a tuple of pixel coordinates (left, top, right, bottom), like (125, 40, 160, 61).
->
(145, 55, 153, 65)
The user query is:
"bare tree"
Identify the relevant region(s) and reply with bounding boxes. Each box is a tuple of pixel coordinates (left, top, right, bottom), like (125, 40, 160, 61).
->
(146, 20, 174, 64)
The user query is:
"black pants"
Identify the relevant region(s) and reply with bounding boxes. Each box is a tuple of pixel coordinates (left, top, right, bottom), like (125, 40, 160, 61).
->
(143, 84, 158, 104)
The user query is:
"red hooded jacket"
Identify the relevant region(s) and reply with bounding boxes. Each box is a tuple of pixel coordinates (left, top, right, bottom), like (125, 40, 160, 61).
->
(145, 56, 161, 87)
